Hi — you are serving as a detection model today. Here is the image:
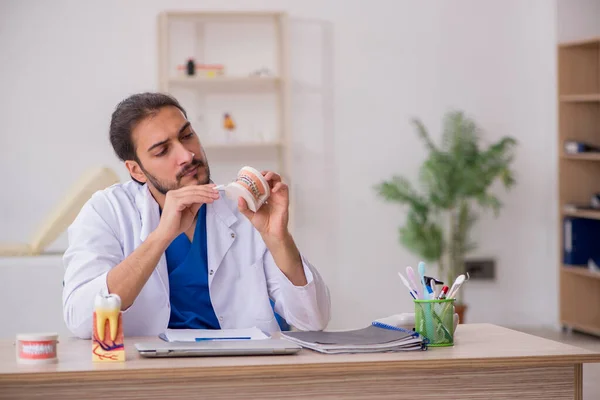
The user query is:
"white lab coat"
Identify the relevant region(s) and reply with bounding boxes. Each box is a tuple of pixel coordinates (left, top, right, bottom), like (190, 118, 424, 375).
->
(62, 180, 331, 339)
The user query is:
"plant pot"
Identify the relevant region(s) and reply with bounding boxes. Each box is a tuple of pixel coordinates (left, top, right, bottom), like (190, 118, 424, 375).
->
(455, 303, 468, 324)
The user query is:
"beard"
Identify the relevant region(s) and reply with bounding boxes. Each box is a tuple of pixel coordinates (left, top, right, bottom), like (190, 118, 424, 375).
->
(140, 157, 211, 195)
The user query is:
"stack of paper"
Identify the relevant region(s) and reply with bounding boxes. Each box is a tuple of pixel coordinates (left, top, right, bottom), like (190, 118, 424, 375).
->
(159, 327, 270, 342)
(281, 325, 427, 354)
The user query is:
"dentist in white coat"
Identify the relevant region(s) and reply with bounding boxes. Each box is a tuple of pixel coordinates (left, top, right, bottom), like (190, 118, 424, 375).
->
(62, 92, 331, 339)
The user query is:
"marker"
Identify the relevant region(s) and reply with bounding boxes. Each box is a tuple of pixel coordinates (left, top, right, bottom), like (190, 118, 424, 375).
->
(425, 282, 434, 300)
(436, 286, 449, 299)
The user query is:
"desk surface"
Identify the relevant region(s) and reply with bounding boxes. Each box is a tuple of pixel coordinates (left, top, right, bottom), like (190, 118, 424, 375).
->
(2, 324, 599, 400)
(1, 323, 600, 381)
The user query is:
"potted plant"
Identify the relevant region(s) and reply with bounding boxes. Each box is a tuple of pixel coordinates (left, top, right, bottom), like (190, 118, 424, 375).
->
(374, 110, 517, 323)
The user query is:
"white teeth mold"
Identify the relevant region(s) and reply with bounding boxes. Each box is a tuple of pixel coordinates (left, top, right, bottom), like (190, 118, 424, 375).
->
(218, 166, 270, 212)
(16, 332, 59, 364)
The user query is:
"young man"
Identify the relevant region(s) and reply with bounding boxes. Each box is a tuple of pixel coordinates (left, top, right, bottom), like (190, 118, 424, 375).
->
(62, 92, 331, 339)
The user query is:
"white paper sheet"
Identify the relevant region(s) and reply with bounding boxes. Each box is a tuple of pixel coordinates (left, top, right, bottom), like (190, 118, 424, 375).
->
(160, 327, 270, 342)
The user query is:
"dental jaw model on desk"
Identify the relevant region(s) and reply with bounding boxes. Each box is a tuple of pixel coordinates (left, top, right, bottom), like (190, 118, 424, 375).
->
(92, 292, 125, 362)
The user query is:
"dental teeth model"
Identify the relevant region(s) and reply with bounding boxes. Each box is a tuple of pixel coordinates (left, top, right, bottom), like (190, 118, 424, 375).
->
(216, 166, 270, 212)
(92, 292, 125, 362)
(15, 333, 59, 364)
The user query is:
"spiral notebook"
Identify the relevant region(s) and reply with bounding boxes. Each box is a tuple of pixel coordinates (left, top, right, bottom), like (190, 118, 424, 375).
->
(280, 323, 427, 354)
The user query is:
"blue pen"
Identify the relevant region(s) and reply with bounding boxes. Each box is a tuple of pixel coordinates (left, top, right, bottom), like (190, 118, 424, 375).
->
(195, 337, 252, 342)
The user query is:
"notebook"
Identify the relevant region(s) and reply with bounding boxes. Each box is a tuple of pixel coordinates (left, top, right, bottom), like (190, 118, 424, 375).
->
(280, 324, 427, 354)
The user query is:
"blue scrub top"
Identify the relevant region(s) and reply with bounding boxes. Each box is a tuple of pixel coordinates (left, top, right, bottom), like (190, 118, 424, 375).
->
(164, 204, 220, 329)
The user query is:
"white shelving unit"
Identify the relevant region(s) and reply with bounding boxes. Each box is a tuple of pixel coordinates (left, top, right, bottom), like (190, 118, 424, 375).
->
(157, 11, 295, 228)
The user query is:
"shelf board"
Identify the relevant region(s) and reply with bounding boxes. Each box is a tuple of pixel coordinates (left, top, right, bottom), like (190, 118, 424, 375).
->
(559, 94, 600, 102)
(562, 209, 600, 220)
(561, 153, 600, 161)
(558, 37, 600, 48)
(163, 11, 284, 19)
(562, 265, 600, 280)
(168, 76, 280, 88)
(203, 141, 282, 150)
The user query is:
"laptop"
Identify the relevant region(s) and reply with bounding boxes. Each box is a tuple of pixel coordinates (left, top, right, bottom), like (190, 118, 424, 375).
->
(135, 339, 302, 358)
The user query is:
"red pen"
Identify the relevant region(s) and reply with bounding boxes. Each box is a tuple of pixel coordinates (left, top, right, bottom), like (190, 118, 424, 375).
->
(436, 286, 449, 299)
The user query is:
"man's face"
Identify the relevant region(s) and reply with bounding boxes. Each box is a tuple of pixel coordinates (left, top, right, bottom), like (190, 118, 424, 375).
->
(128, 106, 210, 194)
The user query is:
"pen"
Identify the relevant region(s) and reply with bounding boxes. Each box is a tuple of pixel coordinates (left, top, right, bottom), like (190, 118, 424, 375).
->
(425, 282, 434, 300)
(195, 337, 251, 341)
(436, 286, 449, 299)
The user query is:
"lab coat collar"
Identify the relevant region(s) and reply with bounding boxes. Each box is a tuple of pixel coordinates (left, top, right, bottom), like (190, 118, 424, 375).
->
(135, 184, 169, 295)
(135, 183, 160, 242)
(206, 193, 237, 280)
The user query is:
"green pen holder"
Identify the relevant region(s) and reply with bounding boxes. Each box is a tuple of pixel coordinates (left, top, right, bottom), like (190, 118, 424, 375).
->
(414, 298, 455, 347)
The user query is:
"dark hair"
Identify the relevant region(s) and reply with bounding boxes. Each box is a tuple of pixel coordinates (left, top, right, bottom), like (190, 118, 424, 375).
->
(109, 92, 188, 162)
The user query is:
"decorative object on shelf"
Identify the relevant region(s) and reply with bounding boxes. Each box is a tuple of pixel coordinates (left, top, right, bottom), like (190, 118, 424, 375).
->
(186, 58, 195, 76)
(249, 67, 274, 78)
(374, 110, 518, 323)
(564, 193, 600, 213)
(223, 113, 236, 142)
(198, 64, 225, 78)
(564, 140, 600, 155)
(177, 62, 225, 78)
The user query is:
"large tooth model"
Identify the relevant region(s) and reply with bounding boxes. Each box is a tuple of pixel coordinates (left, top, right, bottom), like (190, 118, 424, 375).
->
(92, 292, 125, 362)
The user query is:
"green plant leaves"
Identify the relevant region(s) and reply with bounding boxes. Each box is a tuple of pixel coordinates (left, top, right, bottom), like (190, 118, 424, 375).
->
(374, 110, 517, 273)
(399, 209, 443, 262)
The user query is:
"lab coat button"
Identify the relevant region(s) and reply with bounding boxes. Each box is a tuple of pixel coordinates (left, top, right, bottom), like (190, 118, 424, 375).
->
(209, 269, 214, 275)
(230, 232, 235, 238)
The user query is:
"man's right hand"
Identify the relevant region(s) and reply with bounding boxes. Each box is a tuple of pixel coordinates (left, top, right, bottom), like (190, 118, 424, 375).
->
(154, 184, 220, 242)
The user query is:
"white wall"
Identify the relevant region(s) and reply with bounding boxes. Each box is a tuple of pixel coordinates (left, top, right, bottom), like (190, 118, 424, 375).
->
(0, 0, 559, 338)
(0, 256, 70, 338)
(557, 0, 600, 42)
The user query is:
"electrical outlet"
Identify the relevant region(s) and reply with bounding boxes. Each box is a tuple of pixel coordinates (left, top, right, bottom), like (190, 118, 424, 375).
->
(464, 258, 495, 280)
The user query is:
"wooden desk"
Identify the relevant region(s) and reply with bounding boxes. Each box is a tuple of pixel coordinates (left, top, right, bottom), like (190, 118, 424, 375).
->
(1, 323, 599, 399)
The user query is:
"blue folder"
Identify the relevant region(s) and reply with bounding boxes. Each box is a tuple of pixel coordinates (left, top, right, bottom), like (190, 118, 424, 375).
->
(563, 217, 600, 265)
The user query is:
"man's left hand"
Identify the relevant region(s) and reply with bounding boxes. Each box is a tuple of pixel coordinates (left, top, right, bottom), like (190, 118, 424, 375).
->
(237, 171, 289, 241)
(237, 170, 307, 286)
